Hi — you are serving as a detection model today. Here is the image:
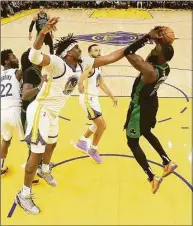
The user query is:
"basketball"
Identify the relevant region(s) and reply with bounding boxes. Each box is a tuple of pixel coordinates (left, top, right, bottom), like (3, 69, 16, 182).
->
(159, 26, 175, 44)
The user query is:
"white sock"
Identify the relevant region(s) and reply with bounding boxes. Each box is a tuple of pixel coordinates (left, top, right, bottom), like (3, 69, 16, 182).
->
(42, 164, 49, 173)
(91, 145, 97, 150)
(81, 136, 88, 142)
(22, 185, 31, 197)
(1, 159, 5, 168)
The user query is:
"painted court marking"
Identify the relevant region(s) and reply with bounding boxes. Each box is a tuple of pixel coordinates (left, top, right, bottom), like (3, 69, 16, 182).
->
(7, 153, 193, 218)
(58, 75, 189, 124)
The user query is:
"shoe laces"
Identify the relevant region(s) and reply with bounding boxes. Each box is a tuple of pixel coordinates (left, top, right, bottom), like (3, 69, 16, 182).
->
(20, 192, 37, 209)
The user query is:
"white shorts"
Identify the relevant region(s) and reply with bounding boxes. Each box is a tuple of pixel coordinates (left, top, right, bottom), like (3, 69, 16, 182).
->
(24, 101, 58, 153)
(79, 94, 102, 120)
(1, 107, 24, 141)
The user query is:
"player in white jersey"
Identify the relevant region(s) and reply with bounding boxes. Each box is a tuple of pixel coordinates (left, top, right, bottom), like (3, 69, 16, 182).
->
(76, 44, 118, 163)
(15, 17, 125, 214)
(1, 49, 24, 175)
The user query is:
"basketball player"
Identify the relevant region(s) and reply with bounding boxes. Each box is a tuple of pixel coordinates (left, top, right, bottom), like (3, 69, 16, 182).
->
(1, 49, 24, 175)
(76, 44, 118, 163)
(15, 17, 125, 214)
(21, 49, 55, 185)
(123, 27, 178, 194)
(28, 5, 54, 54)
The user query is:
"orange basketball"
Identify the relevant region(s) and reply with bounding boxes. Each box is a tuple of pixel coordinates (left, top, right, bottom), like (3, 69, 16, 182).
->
(158, 27, 175, 44)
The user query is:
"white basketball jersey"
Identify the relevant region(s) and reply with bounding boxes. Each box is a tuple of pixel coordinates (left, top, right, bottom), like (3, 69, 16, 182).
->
(36, 55, 94, 115)
(1, 69, 21, 110)
(86, 67, 102, 96)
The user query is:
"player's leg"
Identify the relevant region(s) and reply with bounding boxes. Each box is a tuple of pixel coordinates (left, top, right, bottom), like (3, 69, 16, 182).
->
(125, 103, 162, 194)
(15, 102, 50, 214)
(141, 104, 178, 177)
(143, 131, 178, 177)
(77, 95, 104, 162)
(21, 110, 40, 184)
(0, 109, 14, 175)
(14, 147, 43, 214)
(141, 105, 178, 177)
(76, 123, 96, 153)
(87, 115, 105, 163)
(1, 138, 11, 175)
(37, 114, 58, 186)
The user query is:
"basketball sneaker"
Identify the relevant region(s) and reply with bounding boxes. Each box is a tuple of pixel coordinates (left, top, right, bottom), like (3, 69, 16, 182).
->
(75, 139, 88, 153)
(162, 161, 178, 177)
(15, 191, 40, 215)
(87, 148, 103, 163)
(1, 166, 8, 176)
(37, 169, 57, 187)
(149, 176, 163, 194)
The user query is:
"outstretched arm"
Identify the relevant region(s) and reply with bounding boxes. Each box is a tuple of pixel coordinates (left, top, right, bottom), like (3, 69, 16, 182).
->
(29, 17, 59, 67)
(93, 48, 125, 68)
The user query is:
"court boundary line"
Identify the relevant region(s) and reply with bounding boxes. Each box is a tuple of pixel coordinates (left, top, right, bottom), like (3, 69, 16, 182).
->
(52, 154, 193, 192)
(1, 9, 39, 25)
(7, 153, 192, 218)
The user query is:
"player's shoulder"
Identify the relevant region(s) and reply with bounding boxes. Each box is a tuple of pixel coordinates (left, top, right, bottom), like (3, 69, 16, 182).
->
(81, 56, 93, 62)
(50, 54, 64, 64)
(23, 66, 39, 77)
(3, 68, 17, 74)
(34, 14, 38, 19)
(81, 56, 95, 69)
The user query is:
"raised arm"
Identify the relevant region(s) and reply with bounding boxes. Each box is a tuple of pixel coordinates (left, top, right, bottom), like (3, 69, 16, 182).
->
(93, 48, 125, 68)
(29, 17, 59, 67)
(125, 54, 157, 83)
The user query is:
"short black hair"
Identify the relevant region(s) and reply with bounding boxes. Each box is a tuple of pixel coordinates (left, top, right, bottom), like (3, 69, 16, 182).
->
(88, 44, 98, 53)
(54, 33, 77, 57)
(162, 44, 174, 61)
(21, 48, 32, 72)
(1, 49, 13, 66)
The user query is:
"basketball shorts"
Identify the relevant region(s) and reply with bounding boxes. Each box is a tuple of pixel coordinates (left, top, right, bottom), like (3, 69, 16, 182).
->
(79, 94, 102, 120)
(124, 102, 158, 138)
(24, 101, 58, 153)
(1, 107, 24, 141)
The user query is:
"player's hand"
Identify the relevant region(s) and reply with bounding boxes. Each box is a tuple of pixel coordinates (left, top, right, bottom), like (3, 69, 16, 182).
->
(78, 82, 85, 94)
(29, 33, 32, 41)
(112, 97, 118, 107)
(148, 26, 164, 40)
(41, 17, 60, 35)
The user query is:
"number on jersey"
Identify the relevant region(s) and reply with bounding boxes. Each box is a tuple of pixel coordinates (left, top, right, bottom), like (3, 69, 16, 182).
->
(1, 83, 12, 97)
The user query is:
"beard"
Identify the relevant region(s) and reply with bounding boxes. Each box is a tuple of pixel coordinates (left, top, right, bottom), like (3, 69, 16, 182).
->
(77, 58, 83, 63)
(10, 62, 19, 69)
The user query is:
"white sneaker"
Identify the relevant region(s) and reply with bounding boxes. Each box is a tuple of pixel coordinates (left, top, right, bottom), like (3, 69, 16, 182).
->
(14, 191, 40, 215)
(37, 169, 57, 187)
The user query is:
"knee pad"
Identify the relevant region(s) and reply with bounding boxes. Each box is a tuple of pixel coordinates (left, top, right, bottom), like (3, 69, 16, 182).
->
(89, 124, 97, 133)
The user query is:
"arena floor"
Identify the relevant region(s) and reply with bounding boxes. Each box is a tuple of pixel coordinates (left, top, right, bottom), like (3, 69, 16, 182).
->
(1, 8, 192, 225)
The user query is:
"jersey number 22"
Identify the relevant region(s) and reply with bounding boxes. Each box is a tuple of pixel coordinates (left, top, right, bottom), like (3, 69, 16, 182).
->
(1, 83, 12, 97)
